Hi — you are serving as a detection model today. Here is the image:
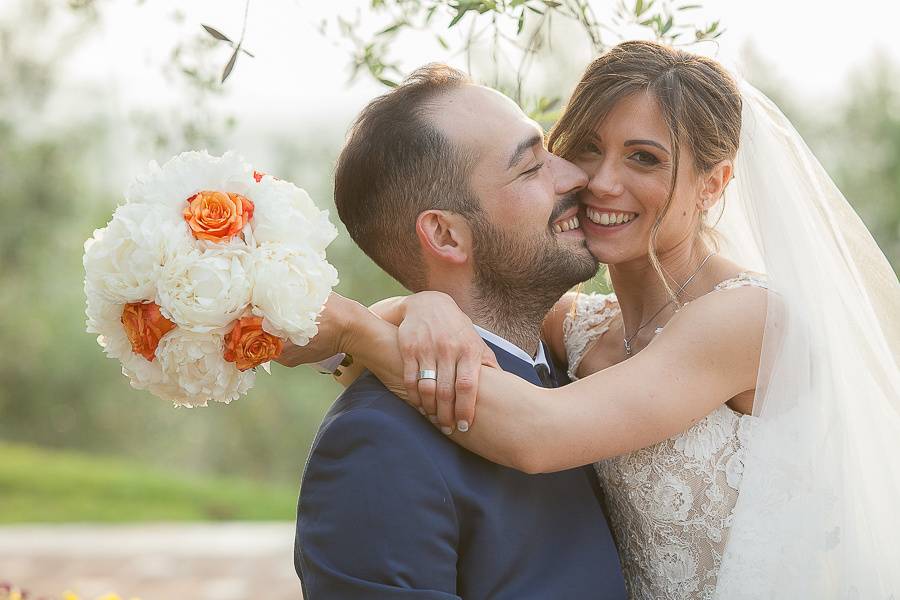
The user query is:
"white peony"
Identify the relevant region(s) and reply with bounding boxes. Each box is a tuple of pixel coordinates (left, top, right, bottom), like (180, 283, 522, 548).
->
(83, 290, 167, 390)
(83, 203, 192, 304)
(249, 176, 337, 252)
(126, 150, 256, 222)
(153, 328, 255, 407)
(84, 150, 340, 407)
(251, 243, 339, 346)
(156, 241, 253, 332)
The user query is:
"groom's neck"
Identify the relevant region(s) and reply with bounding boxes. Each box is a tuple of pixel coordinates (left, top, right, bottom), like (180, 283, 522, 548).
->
(461, 295, 551, 360)
(425, 278, 554, 359)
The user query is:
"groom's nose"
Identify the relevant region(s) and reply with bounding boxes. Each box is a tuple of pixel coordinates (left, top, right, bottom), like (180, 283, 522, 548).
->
(549, 154, 589, 198)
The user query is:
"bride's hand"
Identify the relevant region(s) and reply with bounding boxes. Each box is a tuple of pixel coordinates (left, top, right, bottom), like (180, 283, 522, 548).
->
(275, 292, 363, 368)
(398, 291, 499, 433)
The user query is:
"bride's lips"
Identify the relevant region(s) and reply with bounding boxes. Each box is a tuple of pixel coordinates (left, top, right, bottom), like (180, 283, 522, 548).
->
(580, 206, 639, 235)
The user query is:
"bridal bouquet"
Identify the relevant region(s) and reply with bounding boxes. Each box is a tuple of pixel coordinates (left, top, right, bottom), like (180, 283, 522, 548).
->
(83, 151, 339, 407)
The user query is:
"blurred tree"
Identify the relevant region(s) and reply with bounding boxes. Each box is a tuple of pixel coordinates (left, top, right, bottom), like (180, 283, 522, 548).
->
(823, 56, 900, 270)
(1, 1, 896, 505)
(743, 47, 900, 273)
(204, 0, 722, 126)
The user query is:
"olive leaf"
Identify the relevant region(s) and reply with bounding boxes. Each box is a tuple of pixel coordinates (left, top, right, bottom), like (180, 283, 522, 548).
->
(202, 24, 232, 42)
(221, 46, 239, 83)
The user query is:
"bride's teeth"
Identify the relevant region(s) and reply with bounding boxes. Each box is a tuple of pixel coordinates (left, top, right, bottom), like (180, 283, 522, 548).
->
(585, 209, 637, 226)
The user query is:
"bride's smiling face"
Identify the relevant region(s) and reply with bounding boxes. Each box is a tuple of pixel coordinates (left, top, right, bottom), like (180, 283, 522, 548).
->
(573, 92, 706, 266)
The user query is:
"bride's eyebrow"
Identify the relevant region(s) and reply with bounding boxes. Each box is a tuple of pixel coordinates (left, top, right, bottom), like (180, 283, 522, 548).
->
(624, 139, 670, 154)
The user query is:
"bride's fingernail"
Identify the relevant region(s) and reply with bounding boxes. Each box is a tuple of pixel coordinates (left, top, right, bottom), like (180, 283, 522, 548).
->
(428, 415, 438, 424)
(457, 420, 469, 432)
(418, 407, 426, 416)
(440, 426, 453, 435)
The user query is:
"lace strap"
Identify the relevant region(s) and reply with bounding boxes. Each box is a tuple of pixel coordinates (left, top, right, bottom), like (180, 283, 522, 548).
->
(562, 293, 619, 381)
(713, 271, 769, 292)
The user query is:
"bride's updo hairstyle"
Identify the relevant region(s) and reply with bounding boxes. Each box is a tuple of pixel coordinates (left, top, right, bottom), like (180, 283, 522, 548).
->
(549, 40, 742, 299)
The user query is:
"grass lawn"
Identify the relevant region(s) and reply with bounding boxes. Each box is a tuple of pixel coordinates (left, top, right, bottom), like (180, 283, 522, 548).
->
(0, 442, 298, 523)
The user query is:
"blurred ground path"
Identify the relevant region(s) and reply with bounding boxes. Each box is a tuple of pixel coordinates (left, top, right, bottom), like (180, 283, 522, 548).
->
(0, 522, 302, 599)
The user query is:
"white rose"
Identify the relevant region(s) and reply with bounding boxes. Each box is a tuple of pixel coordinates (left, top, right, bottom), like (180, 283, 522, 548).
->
(83, 203, 191, 304)
(156, 242, 253, 332)
(249, 177, 337, 252)
(153, 328, 255, 407)
(251, 243, 339, 346)
(126, 150, 256, 223)
(84, 290, 167, 389)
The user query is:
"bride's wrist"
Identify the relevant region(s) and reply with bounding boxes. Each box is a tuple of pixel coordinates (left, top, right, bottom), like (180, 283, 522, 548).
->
(341, 301, 398, 363)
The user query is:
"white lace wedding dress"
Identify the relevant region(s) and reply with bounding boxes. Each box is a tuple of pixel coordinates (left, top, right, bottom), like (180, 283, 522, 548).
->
(562, 273, 767, 600)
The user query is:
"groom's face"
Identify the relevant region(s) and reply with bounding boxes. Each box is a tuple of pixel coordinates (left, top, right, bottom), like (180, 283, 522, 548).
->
(431, 85, 598, 294)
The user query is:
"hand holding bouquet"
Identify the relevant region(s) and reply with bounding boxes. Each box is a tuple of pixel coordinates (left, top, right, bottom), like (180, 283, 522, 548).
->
(83, 151, 339, 407)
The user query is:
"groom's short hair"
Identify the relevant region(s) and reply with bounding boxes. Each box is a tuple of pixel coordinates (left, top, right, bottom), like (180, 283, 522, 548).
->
(334, 64, 480, 291)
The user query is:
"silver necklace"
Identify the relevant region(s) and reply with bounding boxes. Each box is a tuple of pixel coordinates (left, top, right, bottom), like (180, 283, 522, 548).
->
(623, 251, 717, 356)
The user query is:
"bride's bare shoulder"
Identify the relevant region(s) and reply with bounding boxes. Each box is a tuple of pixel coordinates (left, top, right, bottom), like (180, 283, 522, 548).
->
(541, 292, 579, 366)
(542, 291, 622, 370)
(663, 282, 769, 361)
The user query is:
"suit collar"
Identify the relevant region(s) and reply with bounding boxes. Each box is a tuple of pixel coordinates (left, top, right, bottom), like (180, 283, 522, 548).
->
(481, 339, 548, 387)
(474, 325, 549, 369)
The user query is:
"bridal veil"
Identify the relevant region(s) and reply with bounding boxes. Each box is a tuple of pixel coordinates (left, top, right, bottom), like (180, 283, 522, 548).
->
(711, 81, 900, 597)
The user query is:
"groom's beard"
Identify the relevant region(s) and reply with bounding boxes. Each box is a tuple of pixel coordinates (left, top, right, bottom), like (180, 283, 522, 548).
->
(468, 200, 598, 342)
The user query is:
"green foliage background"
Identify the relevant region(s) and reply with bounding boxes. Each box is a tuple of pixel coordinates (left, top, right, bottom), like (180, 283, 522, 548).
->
(0, 0, 897, 521)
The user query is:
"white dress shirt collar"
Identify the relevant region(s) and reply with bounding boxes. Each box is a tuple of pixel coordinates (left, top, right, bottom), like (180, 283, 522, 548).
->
(473, 324, 549, 369)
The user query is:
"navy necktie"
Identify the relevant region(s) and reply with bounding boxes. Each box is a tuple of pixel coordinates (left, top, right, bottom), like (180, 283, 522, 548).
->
(535, 363, 556, 388)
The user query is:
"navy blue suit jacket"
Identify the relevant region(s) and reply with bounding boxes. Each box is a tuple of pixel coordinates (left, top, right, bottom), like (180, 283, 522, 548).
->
(295, 341, 625, 599)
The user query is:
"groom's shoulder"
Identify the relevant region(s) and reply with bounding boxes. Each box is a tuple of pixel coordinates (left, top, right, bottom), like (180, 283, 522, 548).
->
(312, 371, 445, 459)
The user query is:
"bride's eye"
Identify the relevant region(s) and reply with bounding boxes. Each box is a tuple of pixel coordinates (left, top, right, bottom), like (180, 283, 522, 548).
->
(582, 141, 601, 155)
(630, 150, 660, 166)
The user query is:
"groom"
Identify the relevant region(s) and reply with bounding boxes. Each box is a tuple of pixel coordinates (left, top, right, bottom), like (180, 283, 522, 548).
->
(291, 64, 625, 599)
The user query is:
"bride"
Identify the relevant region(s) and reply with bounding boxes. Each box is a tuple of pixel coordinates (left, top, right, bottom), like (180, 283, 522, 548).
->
(285, 41, 900, 598)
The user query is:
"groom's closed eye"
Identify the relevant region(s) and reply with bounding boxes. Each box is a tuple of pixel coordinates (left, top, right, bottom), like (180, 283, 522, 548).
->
(521, 162, 545, 177)
(507, 133, 545, 170)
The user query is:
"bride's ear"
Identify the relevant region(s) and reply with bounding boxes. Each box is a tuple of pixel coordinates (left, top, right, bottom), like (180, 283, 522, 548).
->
(415, 210, 470, 266)
(698, 160, 734, 211)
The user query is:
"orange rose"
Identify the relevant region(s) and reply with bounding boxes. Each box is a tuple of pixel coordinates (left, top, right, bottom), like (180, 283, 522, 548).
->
(183, 190, 255, 242)
(223, 316, 284, 371)
(121, 302, 177, 361)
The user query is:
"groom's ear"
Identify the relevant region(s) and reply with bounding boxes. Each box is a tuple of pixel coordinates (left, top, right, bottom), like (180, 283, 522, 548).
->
(699, 160, 734, 210)
(415, 210, 470, 266)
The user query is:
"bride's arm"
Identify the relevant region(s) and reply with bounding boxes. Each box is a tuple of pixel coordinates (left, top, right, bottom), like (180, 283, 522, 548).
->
(342, 286, 767, 473)
(330, 296, 406, 386)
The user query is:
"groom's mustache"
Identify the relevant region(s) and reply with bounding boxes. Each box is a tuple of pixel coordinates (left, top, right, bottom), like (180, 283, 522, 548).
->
(548, 193, 580, 227)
